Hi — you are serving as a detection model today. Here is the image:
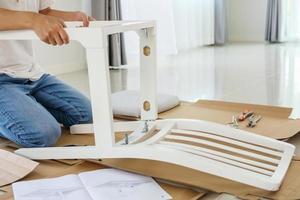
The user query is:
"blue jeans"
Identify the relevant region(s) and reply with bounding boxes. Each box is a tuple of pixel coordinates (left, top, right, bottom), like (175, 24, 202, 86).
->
(0, 74, 92, 148)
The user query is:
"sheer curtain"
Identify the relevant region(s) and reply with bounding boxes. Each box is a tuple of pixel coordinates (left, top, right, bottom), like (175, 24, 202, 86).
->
(121, 0, 215, 59)
(172, 0, 215, 51)
(121, 0, 177, 56)
(266, 0, 300, 42)
(284, 0, 300, 41)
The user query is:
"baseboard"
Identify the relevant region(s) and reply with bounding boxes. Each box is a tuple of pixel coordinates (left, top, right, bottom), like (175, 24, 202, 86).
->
(228, 34, 265, 42)
(43, 62, 87, 75)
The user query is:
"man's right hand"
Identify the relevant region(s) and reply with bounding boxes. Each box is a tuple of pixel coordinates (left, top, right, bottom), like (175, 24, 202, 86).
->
(32, 14, 69, 46)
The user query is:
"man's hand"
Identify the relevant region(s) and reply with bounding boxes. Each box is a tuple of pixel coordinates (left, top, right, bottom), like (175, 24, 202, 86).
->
(36, 9, 94, 46)
(0, 8, 94, 46)
(73, 11, 95, 27)
(32, 14, 69, 46)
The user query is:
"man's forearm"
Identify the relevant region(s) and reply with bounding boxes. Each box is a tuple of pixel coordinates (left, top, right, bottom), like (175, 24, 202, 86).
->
(0, 8, 36, 31)
(40, 8, 91, 27)
(40, 8, 79, 21)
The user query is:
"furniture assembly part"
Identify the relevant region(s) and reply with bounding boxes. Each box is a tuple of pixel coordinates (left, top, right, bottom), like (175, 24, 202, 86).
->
(0, 21, 295, 191)
(15, 119, 295, 191)
(6, 20, 159, 160)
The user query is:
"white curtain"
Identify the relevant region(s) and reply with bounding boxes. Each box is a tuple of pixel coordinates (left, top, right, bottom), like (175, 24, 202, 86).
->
(121, 0, 177, 56)
(267, 0, 300, 42)
(172, 0, 215, 51)
(284, 0, 300, 41)
(121, 0, 215, 57)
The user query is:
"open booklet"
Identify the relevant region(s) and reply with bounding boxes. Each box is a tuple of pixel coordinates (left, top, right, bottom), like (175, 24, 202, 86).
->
(12, 168, 172, 200)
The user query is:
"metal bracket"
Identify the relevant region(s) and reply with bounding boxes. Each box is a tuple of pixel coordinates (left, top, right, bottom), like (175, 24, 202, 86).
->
(142, 28, 149, 38)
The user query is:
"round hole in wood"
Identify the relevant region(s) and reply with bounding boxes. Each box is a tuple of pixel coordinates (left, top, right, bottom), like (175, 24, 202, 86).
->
(143, 101, 151, 111)
(143, 46, 151, 56)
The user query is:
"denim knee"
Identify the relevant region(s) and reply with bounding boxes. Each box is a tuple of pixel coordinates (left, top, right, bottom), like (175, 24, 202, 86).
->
(68, 100, 93, 126)
(16, 121, 61, 148)
(79, 104, 93, 124)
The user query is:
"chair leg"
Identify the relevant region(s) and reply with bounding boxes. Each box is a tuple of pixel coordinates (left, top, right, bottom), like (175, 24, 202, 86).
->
(15, 146, 101, 160)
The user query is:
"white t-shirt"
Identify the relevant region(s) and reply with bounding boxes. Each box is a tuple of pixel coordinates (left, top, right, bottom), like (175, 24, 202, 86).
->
(0, 0, 54, 80)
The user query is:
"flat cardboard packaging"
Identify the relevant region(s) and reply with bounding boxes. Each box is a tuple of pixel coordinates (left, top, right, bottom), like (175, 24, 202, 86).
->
(116, 100, 300, 140)
(2, 100, 300, 200)
(159, 100, 300, 140)
(109, 100, 300, 199)
(97, 156, 300, 200)
(0, 149, 38, 187)
(55, 100, 300, 199)
(0, 135, 205, 200)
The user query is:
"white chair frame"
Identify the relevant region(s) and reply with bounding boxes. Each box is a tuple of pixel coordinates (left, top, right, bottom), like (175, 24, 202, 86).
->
(0, 21, 295, 191)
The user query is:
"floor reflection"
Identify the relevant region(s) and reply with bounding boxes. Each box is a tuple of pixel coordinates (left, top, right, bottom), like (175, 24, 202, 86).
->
(58, 42, 300, 118)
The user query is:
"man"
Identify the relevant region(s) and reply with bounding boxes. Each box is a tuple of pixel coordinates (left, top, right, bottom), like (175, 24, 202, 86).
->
(0, 0, 93, 147)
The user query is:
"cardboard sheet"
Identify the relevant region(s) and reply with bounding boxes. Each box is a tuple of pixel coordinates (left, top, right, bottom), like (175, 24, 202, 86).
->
(0, 138, 205, 200)
(38, 118, 300, 200)
(0, 185, 13, 200)
(3, 99, 300, 200)
(0, 149, 38, 187)
(0, 157, 204, 200)
(159, 100, 300, 140)
(97, 157, 300, 200)
(110, 101, 300, 199)
(45, 129, 300, 200)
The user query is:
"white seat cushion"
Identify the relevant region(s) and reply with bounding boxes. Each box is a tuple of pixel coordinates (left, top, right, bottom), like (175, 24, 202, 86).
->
(112, 90, 180, 117)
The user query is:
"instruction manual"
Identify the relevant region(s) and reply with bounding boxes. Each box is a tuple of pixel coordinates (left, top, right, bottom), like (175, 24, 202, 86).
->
(12, 168, 172, 200)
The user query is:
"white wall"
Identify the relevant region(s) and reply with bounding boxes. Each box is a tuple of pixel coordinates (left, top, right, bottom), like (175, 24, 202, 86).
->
(35, 0, 269, 74)
(34, 0, 91, 75)
(227, 0, 268, 42)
